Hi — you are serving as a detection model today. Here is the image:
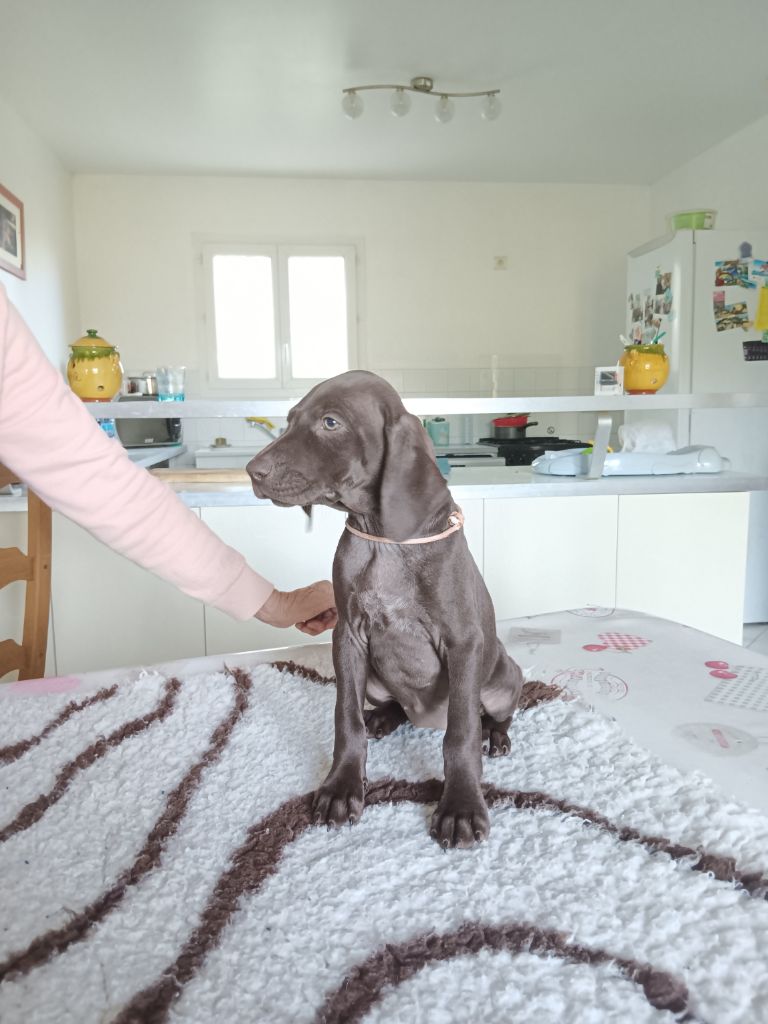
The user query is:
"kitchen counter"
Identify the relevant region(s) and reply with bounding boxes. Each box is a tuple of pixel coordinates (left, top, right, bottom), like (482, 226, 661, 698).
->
(3, 462, 758, 675)
(144, 465, 768, 507)
(125, 444, 186, 469)
(0, 445, 187, 512)
(86, 392, 768, 418)
(2, 462, 765, 515)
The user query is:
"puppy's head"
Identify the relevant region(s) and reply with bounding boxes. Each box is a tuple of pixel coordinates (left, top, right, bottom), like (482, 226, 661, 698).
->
(247, 370, 446, 538)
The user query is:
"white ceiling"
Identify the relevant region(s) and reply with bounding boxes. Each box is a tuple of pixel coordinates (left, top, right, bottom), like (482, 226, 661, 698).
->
(3, 0, 768, 184)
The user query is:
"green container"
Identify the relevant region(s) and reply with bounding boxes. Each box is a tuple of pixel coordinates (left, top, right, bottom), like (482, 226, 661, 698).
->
(671, 209, 717, 230)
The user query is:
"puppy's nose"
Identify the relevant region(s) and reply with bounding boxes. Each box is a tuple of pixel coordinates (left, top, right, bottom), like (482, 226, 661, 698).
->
(246, 452, 273, 481)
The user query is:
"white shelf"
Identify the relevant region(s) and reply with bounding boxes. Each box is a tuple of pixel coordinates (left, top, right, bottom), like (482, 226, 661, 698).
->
(86, 392, 768, 419)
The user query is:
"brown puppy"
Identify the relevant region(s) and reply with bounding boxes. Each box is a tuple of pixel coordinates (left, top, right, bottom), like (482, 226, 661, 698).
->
(248, 371, 524, 848)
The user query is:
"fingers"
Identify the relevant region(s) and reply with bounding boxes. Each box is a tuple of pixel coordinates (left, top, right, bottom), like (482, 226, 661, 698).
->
(255, 581, 337, 629)
(296, 608, 338, 635)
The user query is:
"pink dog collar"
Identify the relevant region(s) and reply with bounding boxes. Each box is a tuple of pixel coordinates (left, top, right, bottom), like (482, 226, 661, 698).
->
(345, 508, 465, 545)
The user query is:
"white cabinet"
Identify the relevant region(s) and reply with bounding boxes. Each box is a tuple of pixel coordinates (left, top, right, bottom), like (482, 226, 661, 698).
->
(483, 496, 619, 618)
(6, 485, 750, 678)
(616, 492, 748, 643)
(51, 513, 206, 675)
(201, 504, 344, 655)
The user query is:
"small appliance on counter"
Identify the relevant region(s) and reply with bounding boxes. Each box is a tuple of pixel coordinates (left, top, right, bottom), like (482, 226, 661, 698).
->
(478, 436, 588, 466)
(115, 395, 182, 448)
(125, 372, 158, 396)
(431, 444, 506, 468)
(531, 445, 729, 477)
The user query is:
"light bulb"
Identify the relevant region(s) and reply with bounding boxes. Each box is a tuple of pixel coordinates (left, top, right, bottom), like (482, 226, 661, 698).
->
(434, 95, 454, 124)
(481, 93, 502, 121)
(390, 88, 411, 118)
(341, 91, 364, 119)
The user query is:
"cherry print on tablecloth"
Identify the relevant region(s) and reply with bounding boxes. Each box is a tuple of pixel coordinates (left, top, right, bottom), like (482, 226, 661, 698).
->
(582, 633, 652, 654)
(705, 659, 738, 680)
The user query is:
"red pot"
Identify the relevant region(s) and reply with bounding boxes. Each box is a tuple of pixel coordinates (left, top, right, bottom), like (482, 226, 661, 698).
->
(492, 414, 538, 439)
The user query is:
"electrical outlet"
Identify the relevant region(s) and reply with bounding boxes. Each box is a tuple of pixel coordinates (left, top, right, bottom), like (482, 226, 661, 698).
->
(493, 255, 507, 271)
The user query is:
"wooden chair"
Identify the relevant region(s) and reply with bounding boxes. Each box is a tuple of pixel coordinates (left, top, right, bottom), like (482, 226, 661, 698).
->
(0, 464, 52, 681)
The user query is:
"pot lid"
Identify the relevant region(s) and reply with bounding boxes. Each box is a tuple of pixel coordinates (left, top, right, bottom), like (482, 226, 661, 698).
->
(492, 414, 529, 426)
(71, 328, 115, 349)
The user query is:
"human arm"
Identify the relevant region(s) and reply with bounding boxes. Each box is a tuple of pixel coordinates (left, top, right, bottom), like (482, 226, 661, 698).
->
(0, 287, 275, 620)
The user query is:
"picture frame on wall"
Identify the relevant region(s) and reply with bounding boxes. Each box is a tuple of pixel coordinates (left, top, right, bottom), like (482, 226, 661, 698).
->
(0, 184, 26, 280)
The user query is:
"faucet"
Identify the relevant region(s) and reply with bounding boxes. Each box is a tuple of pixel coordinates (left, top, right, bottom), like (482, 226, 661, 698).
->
(245, 416, 280, 442)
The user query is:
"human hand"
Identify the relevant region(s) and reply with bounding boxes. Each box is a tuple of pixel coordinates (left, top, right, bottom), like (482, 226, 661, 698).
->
(255, 580, 337, 634)
(296, 606, 338, 636)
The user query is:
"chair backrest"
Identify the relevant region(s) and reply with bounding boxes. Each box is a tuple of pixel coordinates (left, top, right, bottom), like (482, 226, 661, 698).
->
(0, 464, 52, 681)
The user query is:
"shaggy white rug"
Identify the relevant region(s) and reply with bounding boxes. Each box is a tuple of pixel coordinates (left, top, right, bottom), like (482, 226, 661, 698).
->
(0, 660, 767, 1024)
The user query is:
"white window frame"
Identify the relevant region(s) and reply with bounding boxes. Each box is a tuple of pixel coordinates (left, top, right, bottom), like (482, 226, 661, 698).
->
(198, 240, 359, 396)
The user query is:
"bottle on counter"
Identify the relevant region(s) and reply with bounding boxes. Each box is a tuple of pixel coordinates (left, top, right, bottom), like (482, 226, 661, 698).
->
(96, 417, 118, 439)
(425, 417, 450, 446)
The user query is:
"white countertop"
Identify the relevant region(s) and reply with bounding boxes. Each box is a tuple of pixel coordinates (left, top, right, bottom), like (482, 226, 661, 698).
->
(86, 392, 768, 418)
(2, 462, 766, 514)
(0, 445, 187, 512)
(124, 444, 186, 469)
(163, 466, 768, 507)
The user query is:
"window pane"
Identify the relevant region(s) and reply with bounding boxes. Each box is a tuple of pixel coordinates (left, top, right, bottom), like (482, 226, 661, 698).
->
(212, 255, 276, 378)
(287, 256, 349, 379)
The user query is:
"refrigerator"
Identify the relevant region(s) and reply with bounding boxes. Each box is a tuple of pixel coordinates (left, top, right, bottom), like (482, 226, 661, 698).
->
(626, 229, 768, 622)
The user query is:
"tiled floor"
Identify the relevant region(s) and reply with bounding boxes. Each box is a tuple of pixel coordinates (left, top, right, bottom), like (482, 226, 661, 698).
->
(742, 622, 768, 653)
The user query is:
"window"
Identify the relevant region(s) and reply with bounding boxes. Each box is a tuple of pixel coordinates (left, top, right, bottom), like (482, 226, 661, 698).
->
(200, 242, 358, 393)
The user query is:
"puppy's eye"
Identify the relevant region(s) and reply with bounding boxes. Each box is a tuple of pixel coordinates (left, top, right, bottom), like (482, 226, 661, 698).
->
(322, 416, 340, 431)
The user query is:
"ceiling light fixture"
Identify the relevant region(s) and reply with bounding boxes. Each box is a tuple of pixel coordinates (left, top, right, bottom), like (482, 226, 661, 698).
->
(341, 75, 502, 123)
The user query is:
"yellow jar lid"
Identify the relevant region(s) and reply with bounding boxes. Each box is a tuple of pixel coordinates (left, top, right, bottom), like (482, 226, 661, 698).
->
(71, 328, 115, 349)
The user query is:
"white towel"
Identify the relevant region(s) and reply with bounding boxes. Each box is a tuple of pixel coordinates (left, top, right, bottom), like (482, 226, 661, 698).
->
(618, 421, 676, 453)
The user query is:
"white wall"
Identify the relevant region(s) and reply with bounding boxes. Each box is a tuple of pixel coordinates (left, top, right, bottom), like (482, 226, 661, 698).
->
(651, 114, 768, 234)
(72, 175, 650, 399)
(0, 94, 80, 367)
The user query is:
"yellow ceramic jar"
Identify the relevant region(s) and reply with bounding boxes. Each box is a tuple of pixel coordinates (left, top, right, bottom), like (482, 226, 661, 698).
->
(619, 344, 670, 395)
(66, 329, 124, 402)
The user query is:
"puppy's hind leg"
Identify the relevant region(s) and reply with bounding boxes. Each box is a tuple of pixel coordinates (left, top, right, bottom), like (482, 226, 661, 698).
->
(481, 714, 512, 757)
(480, 643, 522, 757)
(365, 701, 407, 739)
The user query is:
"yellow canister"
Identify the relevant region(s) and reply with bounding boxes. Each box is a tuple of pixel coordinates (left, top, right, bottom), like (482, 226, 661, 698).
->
(619, 345, 670, 395)
(66, 329, 124, 402)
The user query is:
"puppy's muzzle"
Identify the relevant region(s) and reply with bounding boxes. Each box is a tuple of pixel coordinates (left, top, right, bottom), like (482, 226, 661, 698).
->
(247, 451, 275, 498)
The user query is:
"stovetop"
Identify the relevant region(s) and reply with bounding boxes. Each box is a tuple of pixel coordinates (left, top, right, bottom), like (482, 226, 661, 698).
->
(477, 436, 587, 466)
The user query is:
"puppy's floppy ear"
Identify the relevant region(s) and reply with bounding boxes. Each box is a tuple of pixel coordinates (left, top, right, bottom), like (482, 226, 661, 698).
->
(378, 413, 448, 541)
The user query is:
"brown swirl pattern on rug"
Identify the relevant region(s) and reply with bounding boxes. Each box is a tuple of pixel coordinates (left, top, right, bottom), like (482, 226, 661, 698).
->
(0, 677, 182, 844)
(115, 773, 763, 1023)
(314, 921, 696, 1024)
(2, 659, 766, 1023)
(0, 684, 119, 765)
(0, 669, 252, 982)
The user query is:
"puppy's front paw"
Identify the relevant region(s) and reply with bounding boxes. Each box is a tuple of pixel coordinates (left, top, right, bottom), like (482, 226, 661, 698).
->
(313, 770, 365, 828)
(430, 789, 490, 849)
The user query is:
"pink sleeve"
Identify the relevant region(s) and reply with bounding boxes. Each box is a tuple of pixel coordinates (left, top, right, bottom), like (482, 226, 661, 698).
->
(0, 286, 274, 621)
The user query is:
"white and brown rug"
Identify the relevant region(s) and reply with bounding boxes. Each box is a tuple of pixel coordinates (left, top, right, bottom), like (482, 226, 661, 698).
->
(1, 660, 767, 1024)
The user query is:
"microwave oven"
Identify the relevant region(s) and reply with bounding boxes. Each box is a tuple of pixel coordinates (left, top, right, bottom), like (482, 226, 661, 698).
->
(115, 396, 182, 448)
